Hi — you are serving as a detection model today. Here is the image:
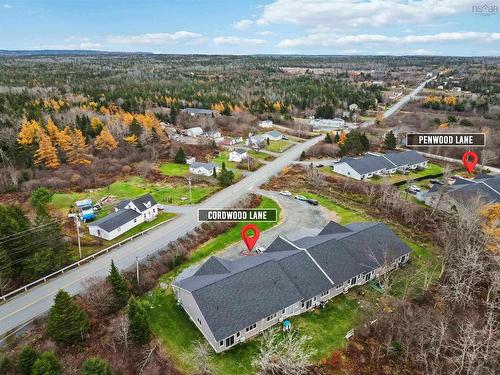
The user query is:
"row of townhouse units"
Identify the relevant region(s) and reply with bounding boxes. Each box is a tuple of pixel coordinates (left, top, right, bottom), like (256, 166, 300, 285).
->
(172, 221, 412, 352)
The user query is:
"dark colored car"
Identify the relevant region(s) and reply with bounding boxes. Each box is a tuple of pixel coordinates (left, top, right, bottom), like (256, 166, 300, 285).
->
(307, 198, 319, 206)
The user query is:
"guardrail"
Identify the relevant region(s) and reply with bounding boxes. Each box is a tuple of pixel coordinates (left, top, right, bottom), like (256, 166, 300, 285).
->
(0, 216, 175, 303)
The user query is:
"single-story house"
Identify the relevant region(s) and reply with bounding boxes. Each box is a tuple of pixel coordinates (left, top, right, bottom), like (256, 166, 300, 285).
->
(258, 120, 273, 128)
(310, 118, 345, 130)
(264, 130, 283, 141)
(422, 174, 499, 211)
(189, 162, 220, 177)
(332, 150, 428, 180)
(183, 108, 217, 117)
(172, 221, 411, 353)
(89, 194, 158, 241)
(205, 130, 223, 142)
(246, 134, 266, 148)
(186, 156, 196, 165)
(229, 148, 248, 163)
(186, 127, 204, 137)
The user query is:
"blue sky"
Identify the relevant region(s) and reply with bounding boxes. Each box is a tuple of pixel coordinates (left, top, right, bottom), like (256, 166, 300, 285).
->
(1, 0, 499, 56)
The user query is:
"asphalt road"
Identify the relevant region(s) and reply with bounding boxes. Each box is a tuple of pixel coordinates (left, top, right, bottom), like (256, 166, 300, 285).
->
(0, 135, 323, 339)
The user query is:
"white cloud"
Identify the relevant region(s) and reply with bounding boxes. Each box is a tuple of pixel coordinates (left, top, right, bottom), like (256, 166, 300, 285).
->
(277, 31, 500, 48)
(258, 0, 474, 28)
(213, 36, 267, 46)
(3, 3, 13, 9)
(37, 42, 102, 50)
(233, 19, 254, 30)
(256, 31, 274, 36)
(108, 31, 203, 45)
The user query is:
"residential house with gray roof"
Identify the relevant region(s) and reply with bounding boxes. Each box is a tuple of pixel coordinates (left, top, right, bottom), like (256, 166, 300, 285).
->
(88, 194, 158, 240)
(172, 221, 411, 352)
(332, 150, 427, 180)
(423, 174, 500, 211)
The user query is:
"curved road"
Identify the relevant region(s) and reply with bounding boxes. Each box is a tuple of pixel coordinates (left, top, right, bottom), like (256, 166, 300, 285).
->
(0, 136, 323, 340)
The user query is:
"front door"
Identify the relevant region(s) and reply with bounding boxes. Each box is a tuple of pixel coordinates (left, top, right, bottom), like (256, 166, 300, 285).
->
(305, 299, 312, 309)
(225, 335, 235, 347)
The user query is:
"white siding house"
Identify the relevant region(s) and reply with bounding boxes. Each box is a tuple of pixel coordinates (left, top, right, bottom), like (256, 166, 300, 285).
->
(229, 149, 248, 163)
(186, 127, 204, 137)
(189, 162, 220, 177)
(88, 194, 158, 240)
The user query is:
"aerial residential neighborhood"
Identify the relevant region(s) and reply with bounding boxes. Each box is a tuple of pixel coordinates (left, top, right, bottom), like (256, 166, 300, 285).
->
(0, 2, 498, 375)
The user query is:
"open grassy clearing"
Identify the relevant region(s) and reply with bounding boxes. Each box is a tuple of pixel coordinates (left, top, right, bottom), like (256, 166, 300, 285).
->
(266, 139, 293, 153)
(248, 150, 275, 161)
(369, 163, 443, 185)
(50, 176, 220, 214)
(144, 191, 440, 374)
(159, 162, 190, 176)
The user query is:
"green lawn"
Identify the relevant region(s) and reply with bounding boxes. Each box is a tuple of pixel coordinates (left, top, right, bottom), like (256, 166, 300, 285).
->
(159, 162, 190, 176)
(266, 139, 293, 153)
(369, 163, 443, 185)
(248, 150, 275, 161)
(50, 176, 220, 214)
(212, 151, 238, 170)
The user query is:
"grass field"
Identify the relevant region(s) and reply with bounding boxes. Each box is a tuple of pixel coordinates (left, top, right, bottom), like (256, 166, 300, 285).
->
(248, 150, 275, 161)
(145, 191, 440, 375)
(266, 139, 293, 153)
(50, 176, 220, 214)
(159, 162, 190, 176)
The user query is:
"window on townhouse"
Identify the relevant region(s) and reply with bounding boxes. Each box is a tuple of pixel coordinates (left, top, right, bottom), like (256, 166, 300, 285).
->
(336, 283, 343, 289)
(266, 313, 277, 322)
(282, 309, 285, 314)
(219, 340, 223, 346)
(236, 332, 240, 338)
(197, 318, 201, 326)
(245, 323, 257, 332)
(321, 290, 329, 297)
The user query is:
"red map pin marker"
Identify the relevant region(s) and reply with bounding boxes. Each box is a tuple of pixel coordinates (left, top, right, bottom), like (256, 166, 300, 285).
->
(241, 224, 260, 253)
(462, 151, 478, 174)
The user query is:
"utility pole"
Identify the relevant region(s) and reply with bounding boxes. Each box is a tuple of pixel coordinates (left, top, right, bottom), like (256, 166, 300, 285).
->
(187, 177, 192, 204)
(68, 213, 82, 259)
(136, 256, 140, 284)
(247, 155, 250, 171)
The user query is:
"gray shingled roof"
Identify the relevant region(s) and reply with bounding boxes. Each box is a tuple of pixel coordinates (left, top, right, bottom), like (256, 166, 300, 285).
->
(89, 209, 140, 232)
(190, 162, 217, 170)
(173, 221, 412, 341)
(319, 221, 353, 235)
(184, 108, 214, 115)
(426, 175, 500, 206)
(339, 151, 426, 175)
(130, 194, 157, 212)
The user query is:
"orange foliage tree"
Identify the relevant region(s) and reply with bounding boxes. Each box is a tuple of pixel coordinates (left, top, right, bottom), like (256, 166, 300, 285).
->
(17, 119, 42, 146)
(66, 129, 91, 166)
(94, 127, 118, 151)
(34, 132, 60, 169)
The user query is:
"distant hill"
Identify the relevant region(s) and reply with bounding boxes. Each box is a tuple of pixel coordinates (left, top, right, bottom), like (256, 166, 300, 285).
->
(0, 50, 153, 56)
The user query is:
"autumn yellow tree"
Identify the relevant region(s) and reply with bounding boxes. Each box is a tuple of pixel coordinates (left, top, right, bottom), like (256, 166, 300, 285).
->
(46, 118, 61, 143)
(94, 127, 118, 151)
(56, 126, 72, 153)
(338, 130, 347, 145)
(123, 134, 138, 145)
(66, 129, 91, 166)
(34, 132, 60, 169)
(17, 119, 42, 145)
(90, 117, 104, 132)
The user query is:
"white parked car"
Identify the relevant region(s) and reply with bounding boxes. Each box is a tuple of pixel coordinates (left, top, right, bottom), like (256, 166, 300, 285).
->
(279, 191, 292, 197)
(255, 246, 266, 254)
(409, 185, 421, 192)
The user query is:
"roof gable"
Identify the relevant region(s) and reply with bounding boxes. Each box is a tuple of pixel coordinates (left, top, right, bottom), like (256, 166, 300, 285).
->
(319, 221, 352, 235)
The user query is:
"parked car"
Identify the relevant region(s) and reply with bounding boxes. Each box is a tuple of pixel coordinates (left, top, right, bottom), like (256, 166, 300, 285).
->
(430, 179, 443, 185)
(306, 198, 319, 206)
(255, 246, 265, 254)
(282, 135, 289, 140)
(279, 190, 292, 197)
(316, 164, 324, 168)
(409, 185, 421, 192)
(406, 187, 418, 194)
(294, 195, 307, 201)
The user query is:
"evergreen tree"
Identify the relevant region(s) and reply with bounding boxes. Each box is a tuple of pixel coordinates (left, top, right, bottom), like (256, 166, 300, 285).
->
(212, 167, 217, 178)
(361, 133, 369, 151)
(174, 147, 186, 164)
(127, 297, 151, 345)
(81, 357, 114, 375)
(266, 137, 270, 146)
(300, 151, 306, 161)
(66, 129, 91, 166)
(30, 187, 53, 216)
(333, 131, 340, 143)
(47, 290, 89, 345)
(218, 168, 235, 187)
(169, 106, 178, 124)
(31, 352, 60, 375)
(0, 356, 11, 374)
(107, 260, 129, 310)
(221, 161, 226, 171)
(324, 132, 333, 144)
(340, 130, 365, 155)
(384, 130, 397, 150)
(18, 346, 39, 375)
(129, 119, 143, 138)
(94, 127, 118, 151)
(34, 133, 60, 170)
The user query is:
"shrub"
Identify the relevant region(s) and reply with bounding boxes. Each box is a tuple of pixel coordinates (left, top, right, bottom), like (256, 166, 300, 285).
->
(127, 297, 151, 345)
(0, 356, 11, 375)
(31, 352, 60, 375)
(18, 346, 39, 375)
(81, 357, 114, 375)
